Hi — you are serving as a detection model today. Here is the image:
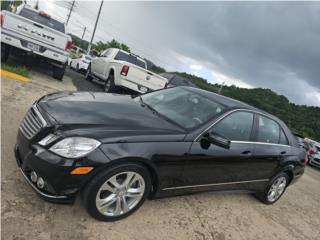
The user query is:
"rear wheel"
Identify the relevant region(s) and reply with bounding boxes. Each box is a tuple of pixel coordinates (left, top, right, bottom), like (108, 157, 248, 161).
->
(256, 172, 288, 204)
(52, 65, 65, 81)
(104, 74, 116, 93)
(85, 64, 93, 81)
(83, 163, 151, 221)
(1, 43, 10, 62)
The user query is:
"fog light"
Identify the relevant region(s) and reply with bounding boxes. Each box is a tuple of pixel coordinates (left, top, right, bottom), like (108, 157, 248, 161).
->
(37, 177, 45, 189)
(30, 171, 37, 182)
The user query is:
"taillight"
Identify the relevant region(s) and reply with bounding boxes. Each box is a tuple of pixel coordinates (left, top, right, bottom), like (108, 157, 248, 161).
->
(65, 39, 73, 50)
(39, 11, 51, 18)
(1, 13, 4, 27)
(121, 65, 129, 76)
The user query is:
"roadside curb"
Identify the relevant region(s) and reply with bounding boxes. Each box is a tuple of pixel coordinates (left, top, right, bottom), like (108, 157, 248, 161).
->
(0, 69, 30, 82)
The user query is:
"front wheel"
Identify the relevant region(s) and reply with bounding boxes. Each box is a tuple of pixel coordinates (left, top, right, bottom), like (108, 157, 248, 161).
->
(83, 163, 151, 221)
(256, 172, 288, 204)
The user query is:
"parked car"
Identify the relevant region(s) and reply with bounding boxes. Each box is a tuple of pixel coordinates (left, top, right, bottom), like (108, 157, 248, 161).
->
(1, 4, 72, 80)
(70, 54, 92, 72)
(309, 144, 320, 169)
(86, 48, 168, 93)
(15, 87, 306, 221)
(160, 73, 197, 88)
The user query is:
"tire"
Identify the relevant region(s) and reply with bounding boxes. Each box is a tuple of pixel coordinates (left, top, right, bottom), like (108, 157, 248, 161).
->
(52, 65, 65, 81)
(83, 163, 151, 221)
(76, 63, 79, 72)
(104, 74, 116, 93)
(256, 172, 289, 204)
(85, 64, 93, 81)
(1, 43, 10, 62)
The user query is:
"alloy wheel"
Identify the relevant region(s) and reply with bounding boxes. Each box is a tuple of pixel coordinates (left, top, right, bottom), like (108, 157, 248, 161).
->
(267, 176, 287, 202)
(95, 171, 145, 217)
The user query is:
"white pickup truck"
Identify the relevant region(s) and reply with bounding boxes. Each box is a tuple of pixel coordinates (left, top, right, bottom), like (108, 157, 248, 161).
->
(86, 48, 168, 93)
(1, 4, 72, 80)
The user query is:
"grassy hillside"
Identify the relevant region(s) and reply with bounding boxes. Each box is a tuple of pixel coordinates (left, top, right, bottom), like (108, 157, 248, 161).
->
(173, 72, 320, 142)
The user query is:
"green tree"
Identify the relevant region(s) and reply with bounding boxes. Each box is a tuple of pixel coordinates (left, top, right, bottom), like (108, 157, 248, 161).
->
(1, 0, 23, 11)
(92, 39, 130, 53)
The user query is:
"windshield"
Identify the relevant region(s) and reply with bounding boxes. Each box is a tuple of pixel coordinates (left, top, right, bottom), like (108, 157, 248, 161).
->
(19, 8, 65, 33)
(139, 88, 225, 129)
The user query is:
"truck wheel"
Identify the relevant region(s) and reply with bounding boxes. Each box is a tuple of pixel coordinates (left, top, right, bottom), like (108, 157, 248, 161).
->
(52, 66, 65, 81)
(1, 43, 10, 62)
(104, 75, 116, 93)
(85, 65, 93, 81)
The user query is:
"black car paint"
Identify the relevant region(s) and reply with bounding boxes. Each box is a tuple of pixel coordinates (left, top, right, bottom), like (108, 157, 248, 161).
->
(15, 88, 305, 203)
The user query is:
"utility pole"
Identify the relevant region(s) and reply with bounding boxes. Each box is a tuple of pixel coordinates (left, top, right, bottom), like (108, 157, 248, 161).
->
(66, 0, 75, 26)
(87, 0, 104, 53)
(218, 81, 225, 94)
(80, 26, 87, 49)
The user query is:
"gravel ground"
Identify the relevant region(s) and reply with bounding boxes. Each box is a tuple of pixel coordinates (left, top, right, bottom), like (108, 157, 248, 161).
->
(1, 72, 320, 240)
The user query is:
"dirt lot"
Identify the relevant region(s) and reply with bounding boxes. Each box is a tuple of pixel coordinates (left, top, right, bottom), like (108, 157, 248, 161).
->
(1, 71, 320, 240)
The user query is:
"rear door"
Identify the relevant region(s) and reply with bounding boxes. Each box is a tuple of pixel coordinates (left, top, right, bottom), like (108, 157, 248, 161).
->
(251, 114, 292, 179)
(3, 8, 68, 50)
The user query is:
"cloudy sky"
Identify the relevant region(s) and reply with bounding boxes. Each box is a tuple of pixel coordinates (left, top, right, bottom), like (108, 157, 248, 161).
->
(30, 1, 320, 106)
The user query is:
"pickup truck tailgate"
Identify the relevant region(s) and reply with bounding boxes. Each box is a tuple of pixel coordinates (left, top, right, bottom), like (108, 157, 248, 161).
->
(126, 65, 168, 91)
(2, 11, 68, 50)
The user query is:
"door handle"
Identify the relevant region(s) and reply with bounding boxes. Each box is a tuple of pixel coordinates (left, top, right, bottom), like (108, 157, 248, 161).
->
(240, 150, 252, 156)
(280, 151, 287, 155)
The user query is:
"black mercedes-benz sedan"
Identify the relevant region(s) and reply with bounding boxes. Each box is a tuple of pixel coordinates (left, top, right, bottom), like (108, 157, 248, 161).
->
(15, 87, 306, 221)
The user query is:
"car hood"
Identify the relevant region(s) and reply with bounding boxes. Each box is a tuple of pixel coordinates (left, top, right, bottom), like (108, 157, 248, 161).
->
(37, 91, 185, 142)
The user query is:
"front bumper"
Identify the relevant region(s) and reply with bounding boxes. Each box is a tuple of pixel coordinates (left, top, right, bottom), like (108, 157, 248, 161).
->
(14, 143, 76, 203)
(14, 131, 105, 204)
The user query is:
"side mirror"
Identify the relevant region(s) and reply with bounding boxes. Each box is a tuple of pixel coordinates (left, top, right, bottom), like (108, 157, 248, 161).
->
(202, 133, 231, 149)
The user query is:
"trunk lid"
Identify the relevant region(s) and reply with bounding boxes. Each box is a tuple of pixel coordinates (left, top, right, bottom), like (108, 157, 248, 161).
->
(122, 63, 168, 91)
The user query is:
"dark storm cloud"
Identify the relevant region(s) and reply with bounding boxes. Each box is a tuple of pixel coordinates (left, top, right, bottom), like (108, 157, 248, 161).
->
(41, 1, 320, 106)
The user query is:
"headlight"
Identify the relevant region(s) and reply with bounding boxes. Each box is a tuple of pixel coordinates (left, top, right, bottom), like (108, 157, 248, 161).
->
(49, 137, 101, 158)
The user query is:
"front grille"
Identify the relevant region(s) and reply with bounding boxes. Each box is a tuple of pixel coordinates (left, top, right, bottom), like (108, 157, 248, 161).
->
(19, 105, 46, 139)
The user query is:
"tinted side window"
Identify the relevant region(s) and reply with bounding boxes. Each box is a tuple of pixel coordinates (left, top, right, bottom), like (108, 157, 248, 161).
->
(279, 129, 289, 145)
(257, 115, 280, 144)
(211, 111, 254, 141)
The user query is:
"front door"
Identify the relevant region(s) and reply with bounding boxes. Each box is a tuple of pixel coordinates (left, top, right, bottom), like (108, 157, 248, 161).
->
(181, 111, 267, 193)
